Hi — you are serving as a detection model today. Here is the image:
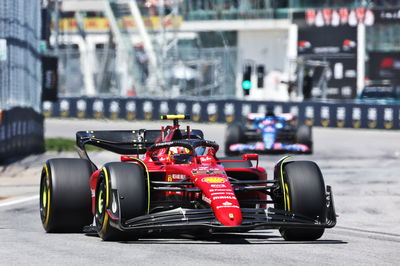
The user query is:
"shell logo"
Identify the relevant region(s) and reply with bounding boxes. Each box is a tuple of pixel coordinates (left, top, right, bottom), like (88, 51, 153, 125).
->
(202, 177, 225, 183)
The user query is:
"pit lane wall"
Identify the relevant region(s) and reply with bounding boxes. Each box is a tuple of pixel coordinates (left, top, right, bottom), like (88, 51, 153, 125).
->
(0, 108, 44, 163)
(43, 98, 400, 130)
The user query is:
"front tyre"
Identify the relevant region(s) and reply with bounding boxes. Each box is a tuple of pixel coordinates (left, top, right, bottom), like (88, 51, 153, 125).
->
(224, 123, 245, 156)
(95, 162, 148, 241)
(40, 158, 92, 233)
(278, 161, 327, 241)
(296, 125, 313, 154)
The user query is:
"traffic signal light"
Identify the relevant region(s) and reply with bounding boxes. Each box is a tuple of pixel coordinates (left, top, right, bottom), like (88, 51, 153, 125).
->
(257, 65, 265, 88)
(242, 65, 252, 96)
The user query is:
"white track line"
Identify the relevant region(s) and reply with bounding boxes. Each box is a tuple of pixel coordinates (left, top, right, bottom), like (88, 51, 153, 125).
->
(0, 195, 39, 208)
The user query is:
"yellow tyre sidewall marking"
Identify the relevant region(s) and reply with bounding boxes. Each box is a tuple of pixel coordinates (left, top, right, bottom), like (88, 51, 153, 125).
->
(279, 156, 292, 211)
(101, 167, 110, 234)
(128, 157, 151, 214)
(43, 164, 51, 227)
(284, 183, 291, 211)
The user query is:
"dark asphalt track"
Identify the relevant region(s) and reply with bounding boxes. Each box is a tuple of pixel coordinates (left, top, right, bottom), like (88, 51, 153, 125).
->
(0, 118, 399, 265)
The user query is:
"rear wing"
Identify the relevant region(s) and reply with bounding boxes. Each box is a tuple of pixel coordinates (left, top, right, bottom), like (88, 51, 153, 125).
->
(76, 129, 204, 155)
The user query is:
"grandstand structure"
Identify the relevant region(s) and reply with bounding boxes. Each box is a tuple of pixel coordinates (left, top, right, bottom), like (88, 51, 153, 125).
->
(49, 0, 400, 100)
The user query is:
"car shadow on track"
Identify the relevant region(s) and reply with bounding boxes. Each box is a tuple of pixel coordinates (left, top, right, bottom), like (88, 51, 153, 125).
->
(118, 231, 347, 245)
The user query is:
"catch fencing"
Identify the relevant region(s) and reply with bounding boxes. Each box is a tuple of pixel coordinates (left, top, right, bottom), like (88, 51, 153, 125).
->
(0, 0, 44, 163)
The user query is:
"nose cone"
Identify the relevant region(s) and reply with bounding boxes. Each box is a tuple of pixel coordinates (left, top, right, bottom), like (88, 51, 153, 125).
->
(214, 207, 243, 226)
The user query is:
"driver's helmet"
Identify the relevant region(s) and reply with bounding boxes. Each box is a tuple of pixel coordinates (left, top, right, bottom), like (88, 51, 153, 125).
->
(170, 153, 192, 164)
(169, 146, 192, 164)
(265, 106, 275, 117)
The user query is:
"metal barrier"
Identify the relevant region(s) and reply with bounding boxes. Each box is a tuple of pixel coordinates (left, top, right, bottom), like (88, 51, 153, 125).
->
(44, 98, 400, 130)
(0, 107, 44, 163)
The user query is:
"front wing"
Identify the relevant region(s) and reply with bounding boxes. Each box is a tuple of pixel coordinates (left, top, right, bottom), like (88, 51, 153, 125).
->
(108, 187, 336, 233)
(229, 142, 311, 154)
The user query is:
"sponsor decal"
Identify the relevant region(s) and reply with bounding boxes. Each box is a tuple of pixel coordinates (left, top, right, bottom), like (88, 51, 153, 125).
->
(77, 99, 87, 118)
(216, 204, 240, 210)
(241, 104, 251, 117)
(192, 103, 201, 121)
(336, 107, 346, 127)
(159, 101, 169, 116)
(224, 103, 234, 123)
(210, 184, 227, 188)
(43, 101, 53, 117)
(202, 177, 225, 183)
(305, 7, 374, 27)
(209, 189, 233, 192)
(212, 196, 236, 200)
(274, 105, 283, 115)
(171, 174, 186, 180)
(210, 192, 235, 196)
(305, 106, 314, 126)
(202, 195, 211, 204)
(383, 108, 394, 129)
(126, 101, 136, 120)
(60, 100, 70, 117)
(257, 105, 266, 114)
(143, 101, 153, 120)
(320, 106, 330, 127)
(207, 103, 218, 122)
(192, 169, 225, 175)
(176, 102, 186, 114)
(93, 100, 104, 118)
(352, 107, 361, 128)
(109, 100, 120, 119)
(367, 107, 377, 128)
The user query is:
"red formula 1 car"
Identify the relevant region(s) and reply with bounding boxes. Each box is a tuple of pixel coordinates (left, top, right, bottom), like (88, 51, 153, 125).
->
(40, 115, 336, 241)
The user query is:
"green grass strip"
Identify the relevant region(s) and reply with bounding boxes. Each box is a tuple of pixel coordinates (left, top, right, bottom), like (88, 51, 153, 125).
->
(45, 138, 102, 152)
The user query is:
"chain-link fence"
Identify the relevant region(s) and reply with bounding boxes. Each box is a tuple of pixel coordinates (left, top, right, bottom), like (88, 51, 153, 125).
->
(0, 0, 42, 112)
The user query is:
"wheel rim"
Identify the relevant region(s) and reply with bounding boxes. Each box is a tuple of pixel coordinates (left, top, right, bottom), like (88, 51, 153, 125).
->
(39, 167, 51, 226)
(95, 178, 107, 232)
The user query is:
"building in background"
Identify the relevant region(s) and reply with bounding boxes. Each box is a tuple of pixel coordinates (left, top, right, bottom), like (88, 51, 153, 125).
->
(47, 0, 400, 101)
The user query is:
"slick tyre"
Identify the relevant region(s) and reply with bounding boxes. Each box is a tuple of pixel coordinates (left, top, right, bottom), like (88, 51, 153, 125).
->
(225, 123, 245, 156)
(296, 125, 313, 154)
(278, 161, 327, 241)
(40, 158, 92, 233)
(95, 162, 148, 241)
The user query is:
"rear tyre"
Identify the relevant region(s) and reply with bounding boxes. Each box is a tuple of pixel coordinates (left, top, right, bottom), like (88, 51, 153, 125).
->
(95, 162, 147, 241)
(40, 158, 92, 233)
(225, 123, 245, 156)
(296, 125, 313, 154)
(277, 161, 326, 241)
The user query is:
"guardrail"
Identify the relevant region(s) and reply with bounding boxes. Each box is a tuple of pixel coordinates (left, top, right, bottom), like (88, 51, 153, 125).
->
(0, 108, 44, 164)
(43, 97, 400, 130)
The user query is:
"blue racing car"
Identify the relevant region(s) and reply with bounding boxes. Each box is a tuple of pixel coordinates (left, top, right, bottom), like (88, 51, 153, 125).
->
(225, 111, 312, 156)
